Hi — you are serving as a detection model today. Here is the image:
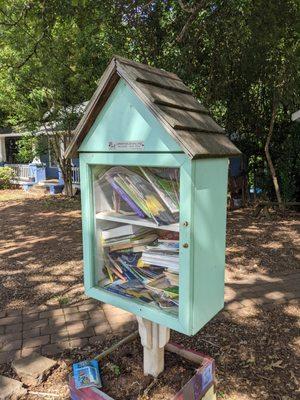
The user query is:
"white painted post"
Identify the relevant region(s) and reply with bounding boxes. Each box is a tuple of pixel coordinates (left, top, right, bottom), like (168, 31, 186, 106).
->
(0, 136, 6, 163)
(137, 316, 170, 377)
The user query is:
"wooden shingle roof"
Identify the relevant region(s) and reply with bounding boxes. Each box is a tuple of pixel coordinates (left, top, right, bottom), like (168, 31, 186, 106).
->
(65, 56, 240, 159)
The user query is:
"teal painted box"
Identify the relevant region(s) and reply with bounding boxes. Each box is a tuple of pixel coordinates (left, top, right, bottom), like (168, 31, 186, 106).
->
(66, 56, 240, 336)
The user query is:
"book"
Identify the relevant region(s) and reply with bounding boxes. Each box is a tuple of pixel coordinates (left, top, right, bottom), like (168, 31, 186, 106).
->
(106, 175, 146, 218)
(103, 167, 177, 225)
(73, 359, 102, 389)
(102, 224, 147, 240)
(140, 167, 179, 214)
(106, 233, 158, 252)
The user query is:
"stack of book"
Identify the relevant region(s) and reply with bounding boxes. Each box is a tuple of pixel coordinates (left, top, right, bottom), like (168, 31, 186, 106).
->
(99, 223, 179, 312)
(99, 166, 179, 226)
(141, 240, 179, 274)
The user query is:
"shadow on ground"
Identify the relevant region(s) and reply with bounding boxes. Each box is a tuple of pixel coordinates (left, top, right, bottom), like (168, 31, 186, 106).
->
(0, 195, 83, 310)
(0, 193, 299, 399)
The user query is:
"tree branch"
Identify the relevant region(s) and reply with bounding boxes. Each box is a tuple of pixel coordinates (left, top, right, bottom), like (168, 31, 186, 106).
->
(178, 0, 201, 13)
(15, 32, 46, 69)
(177, 1, 208, 42)
(264, 94, 283, 208)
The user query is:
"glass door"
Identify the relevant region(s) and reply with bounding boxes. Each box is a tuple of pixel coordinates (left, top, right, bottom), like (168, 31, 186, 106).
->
(92, 165, 180, 316)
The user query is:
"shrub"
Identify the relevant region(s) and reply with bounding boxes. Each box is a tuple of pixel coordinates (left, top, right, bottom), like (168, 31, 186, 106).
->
(0, 166, 16, 189)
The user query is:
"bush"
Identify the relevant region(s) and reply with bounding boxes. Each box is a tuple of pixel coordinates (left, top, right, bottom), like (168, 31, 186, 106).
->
(0, 166, 16, 189)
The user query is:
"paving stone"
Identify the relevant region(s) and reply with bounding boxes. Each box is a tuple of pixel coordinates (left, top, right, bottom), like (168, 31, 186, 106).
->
(39, 309, 64, 319)
(62, 306, 79, 315)
(23, 335, 50, 349)
(23, 313, 39, 323)
(109, 320, 137, 333)
(0, 350, 21, 365)
(12, 351, 57, 386)
(40, 324, 67, 335)
(23, 328, 40, 339)
(23, 307, 42, 315)
(88, 310, 106, 322)
(23, 318, 48, 331)
(21, 347, 41, 358)
(78, 303, 99, 312)
(64, 311, 89, 322)
(68, 327, 94, 339)
(0, 311, 6, 318)
(93, 323, 112, 335)
(0, 316, 22, 326)
(5, 323, 23, 334)
(0, 332, 22, 345)
(69, 338, 88, 348)
(65, 321, 85, 334)
(48, 316, 66, 326)
(0, 375, 27, 399)
(0, 340, 22, 352)
(105, 311, 135, 325)
(6, 309, 22, 317)
(41, 341, 70, 356)
(102, 304, 131, 316)
(50, 330, 69, 344)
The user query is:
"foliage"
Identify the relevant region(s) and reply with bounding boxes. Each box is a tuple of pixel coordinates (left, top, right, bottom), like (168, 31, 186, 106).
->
(16, 134, 47, 163)
(0, 0, 299, 199)
(0, 166, 16, 189)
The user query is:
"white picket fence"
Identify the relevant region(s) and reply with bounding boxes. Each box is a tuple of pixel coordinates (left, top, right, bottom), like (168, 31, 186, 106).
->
(71, 166, 80, 185)
(7, 164, 30, 181)
(5, 163, 80, 186)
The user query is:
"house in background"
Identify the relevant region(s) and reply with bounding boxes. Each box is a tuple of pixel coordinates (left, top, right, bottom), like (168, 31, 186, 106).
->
(0, 127, 80, 191)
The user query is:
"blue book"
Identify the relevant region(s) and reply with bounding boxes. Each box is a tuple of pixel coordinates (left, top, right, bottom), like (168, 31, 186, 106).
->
(73, 359, 102, 389)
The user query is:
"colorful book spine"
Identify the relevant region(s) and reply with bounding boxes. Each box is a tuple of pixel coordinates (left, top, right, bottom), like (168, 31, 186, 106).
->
(106, 176, 146, 218)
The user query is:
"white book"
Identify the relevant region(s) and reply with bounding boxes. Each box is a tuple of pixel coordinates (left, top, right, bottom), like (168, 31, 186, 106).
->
(102, 224, 145, 240)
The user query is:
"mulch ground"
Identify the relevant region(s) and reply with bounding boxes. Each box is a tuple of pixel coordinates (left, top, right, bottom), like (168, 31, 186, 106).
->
(0, 189, 299, 399)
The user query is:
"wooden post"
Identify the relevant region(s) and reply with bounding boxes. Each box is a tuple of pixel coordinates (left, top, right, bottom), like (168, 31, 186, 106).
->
(137, 316, 170, 377)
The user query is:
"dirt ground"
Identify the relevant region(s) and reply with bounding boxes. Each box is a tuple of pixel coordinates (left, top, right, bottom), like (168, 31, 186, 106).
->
(0, 189, 299, 399)
(0, 190, 298, 311)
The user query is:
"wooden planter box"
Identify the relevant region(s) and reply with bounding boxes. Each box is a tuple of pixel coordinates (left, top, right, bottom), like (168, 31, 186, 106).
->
(69, 343, 216, 400)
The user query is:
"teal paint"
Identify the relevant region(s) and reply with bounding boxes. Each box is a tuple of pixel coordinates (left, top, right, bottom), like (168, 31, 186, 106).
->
(79, 79, 183, 154)
(191, 158, 229, 334)
(80, 153, 192, 334)
(78, 80, 229, 336)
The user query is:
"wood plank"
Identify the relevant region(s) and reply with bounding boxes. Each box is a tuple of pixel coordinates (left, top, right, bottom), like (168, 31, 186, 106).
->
(65, 59, 118, 158)
(96, 211, 180, 232)
(66, 56, 240, 160)
(153, 100, 208, 114)
(159, 105, 224, 133)
(117, 61, 191, 94)
(141, 84, 207, 113)
(177, 131, 241, 158)
(117, 65, 195, 158)
(118, 65, 239, 158)
(115, 55, 180, 81)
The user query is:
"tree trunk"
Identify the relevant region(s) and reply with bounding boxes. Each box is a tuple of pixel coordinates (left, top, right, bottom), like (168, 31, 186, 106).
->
(60, 157, 74, 197)
(264, 100, 283, 209)
(49, 132, 74, 197)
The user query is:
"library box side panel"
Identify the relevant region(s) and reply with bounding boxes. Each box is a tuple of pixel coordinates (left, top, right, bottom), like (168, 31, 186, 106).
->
(192, 158, 229, 334)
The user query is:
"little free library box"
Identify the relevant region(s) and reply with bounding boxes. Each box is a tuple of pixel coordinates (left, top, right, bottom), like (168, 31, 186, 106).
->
(66, 56, 240, 336)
